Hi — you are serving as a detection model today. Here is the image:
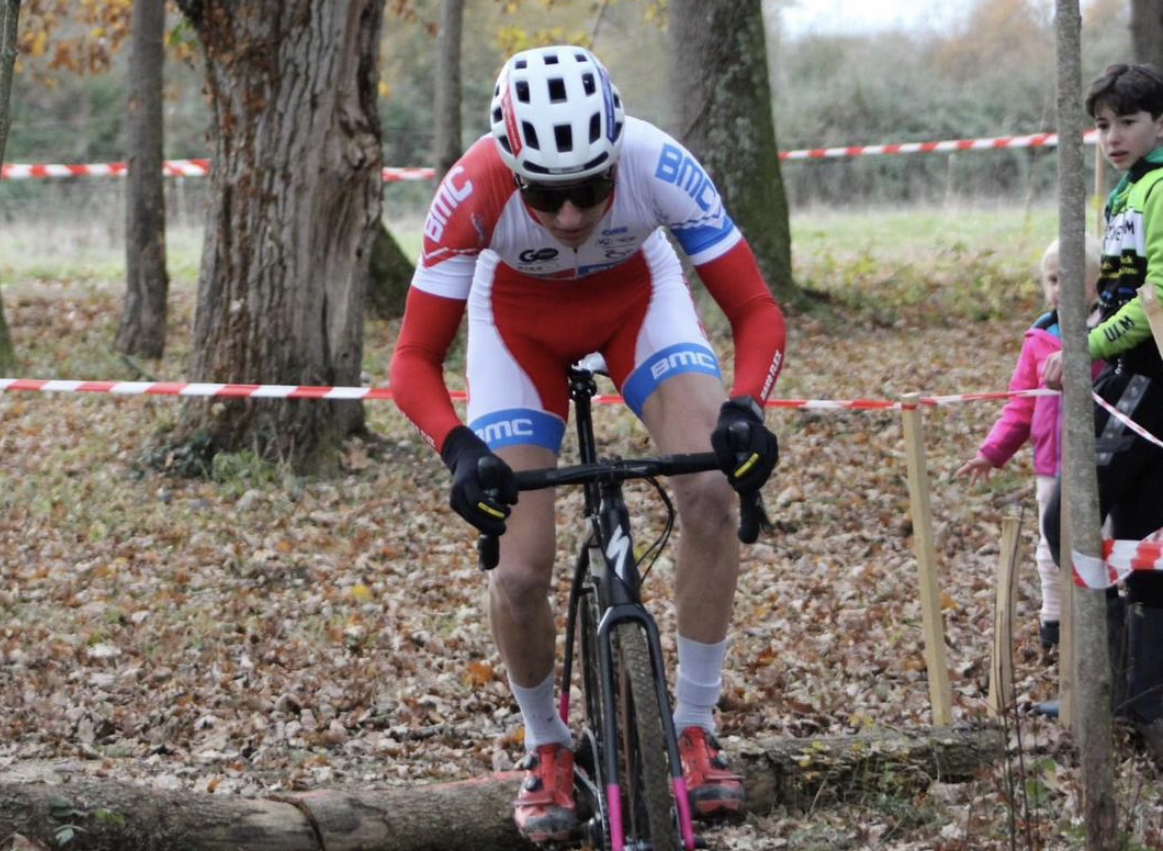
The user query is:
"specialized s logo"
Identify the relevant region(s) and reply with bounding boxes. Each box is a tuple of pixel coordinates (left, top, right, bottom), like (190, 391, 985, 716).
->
(605, 526, 632, 579)
(423, 165, 474, 242)
(519, 247, 560, 263)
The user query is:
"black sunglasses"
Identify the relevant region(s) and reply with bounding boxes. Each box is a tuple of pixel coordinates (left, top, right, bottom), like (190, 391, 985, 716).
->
(518, 171, 616, 214)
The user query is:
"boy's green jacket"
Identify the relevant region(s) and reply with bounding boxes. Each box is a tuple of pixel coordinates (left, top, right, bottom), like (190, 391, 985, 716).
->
(1093, 146, 1163, 378)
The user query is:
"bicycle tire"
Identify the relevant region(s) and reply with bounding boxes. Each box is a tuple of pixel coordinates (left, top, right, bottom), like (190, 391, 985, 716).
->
(615, 621, 681, 851)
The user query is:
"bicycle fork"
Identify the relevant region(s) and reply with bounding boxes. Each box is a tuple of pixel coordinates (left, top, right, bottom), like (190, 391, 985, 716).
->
(559, 497, 697, 851)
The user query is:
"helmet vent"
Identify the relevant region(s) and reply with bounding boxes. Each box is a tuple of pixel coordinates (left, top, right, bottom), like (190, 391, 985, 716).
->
(582, 152, 609, 171)
(492, 106, 503, 123)
(522, 122, 540, 150)
(554, 124, 573, 152)
(516, 81, 530, 103)
(582, 73, 596, 96)
(547, 78, 567, 103)
(514, 59, 527, 69)
(589, 114, 600, 144)
(544, 52, 560, 65)
(497, 136, 512, 155)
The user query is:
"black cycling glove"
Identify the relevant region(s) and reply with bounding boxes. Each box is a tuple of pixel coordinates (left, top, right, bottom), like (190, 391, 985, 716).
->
(710, 396, 779, 494)
(441, 426, 519, 535)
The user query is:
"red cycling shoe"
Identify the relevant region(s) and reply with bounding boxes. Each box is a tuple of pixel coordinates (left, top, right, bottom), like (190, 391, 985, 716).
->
(513, 743, 577, 843)
(678, 726, 745, 817)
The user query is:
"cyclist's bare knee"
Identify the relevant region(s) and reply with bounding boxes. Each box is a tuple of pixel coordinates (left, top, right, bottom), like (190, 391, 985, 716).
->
(674, 472, 736, 538)
(491, 556, 555, 611)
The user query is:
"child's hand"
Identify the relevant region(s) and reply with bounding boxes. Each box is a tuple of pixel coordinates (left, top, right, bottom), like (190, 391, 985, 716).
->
(1041, 350, 1064, 389)
(956, 454, 995, 485)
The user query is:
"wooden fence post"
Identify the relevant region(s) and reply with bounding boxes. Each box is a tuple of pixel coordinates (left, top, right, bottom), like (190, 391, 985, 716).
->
(987, 514, 1022, 717)
(900, 392, 953, 726)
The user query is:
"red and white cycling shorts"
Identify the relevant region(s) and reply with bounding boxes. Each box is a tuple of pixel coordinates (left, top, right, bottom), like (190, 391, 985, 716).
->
(465, 238, 721, 452)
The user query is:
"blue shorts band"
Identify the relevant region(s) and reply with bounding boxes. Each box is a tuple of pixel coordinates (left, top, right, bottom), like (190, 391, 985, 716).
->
(470, 408, 567, 452)
(621, 342, 722, 416)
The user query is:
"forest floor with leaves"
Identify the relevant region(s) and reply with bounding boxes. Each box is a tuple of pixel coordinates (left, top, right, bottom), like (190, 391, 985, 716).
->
(3, 229, 1163, 850)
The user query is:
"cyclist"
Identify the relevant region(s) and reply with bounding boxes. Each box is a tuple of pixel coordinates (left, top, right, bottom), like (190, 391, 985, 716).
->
(390, 45, 786, 843)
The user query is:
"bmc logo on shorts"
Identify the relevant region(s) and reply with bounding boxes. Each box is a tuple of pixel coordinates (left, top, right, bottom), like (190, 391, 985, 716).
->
(649, 347, 718, 380)
(475, 418, 534, 444)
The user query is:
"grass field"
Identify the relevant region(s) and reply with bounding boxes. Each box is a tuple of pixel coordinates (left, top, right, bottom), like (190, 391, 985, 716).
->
(0, 199, 1074, 296)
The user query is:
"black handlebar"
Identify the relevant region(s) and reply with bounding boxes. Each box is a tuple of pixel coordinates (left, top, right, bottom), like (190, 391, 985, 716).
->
(476, 452, 769, 570)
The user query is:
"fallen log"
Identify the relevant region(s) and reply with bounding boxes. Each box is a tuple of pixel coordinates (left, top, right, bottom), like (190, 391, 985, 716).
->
(0, 726, 1004, 851)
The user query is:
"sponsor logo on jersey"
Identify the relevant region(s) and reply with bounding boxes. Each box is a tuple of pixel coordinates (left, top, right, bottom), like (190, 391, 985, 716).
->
(423, 165, 474, 242)
(654, 144, 718, 212)
(519, 247, 560, 263)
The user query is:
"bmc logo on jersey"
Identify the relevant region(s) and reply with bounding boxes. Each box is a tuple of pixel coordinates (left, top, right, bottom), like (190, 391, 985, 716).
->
(423, 166, 473, 242)
(654, 144, 718, 212)
(519, 247, 559, 263)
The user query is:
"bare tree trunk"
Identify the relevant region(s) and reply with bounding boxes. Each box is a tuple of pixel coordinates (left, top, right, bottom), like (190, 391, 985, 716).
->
(0, 0, 19, 374)
(116, 0, 170, 359)
(367, 222, 413, 319)
(432, 0, 464, 184)
(172, 0, 386, 474)
(668, 0, 796, 303)
(1131, 0, 1163, 70)
(1055, 1, 1118, 848)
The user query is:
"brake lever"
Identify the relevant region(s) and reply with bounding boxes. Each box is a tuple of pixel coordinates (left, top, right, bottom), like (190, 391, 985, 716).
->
(727, 421, 773, 543)
(476, 455, 503, 571)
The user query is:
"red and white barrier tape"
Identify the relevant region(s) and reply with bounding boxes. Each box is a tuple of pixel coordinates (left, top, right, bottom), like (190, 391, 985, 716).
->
(6, 376, 1157, 585)
(0, 161, 434, 182)
(4, 381, 1158, 451)
(1073, 530, 1163, 589)
(0, 380, 1054, 408)
(0, 129, 1100, 181)
(779, 129, 1097, 161)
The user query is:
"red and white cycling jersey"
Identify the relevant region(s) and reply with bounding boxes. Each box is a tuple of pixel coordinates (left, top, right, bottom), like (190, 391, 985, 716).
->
(390, 116, 786, 453)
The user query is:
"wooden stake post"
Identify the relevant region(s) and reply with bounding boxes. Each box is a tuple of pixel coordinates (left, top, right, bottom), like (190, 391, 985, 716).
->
(900, 393, 953, 726)
(987, 514, 1022, 717)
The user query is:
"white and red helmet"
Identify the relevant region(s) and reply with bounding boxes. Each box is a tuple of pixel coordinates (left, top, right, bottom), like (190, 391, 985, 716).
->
(489, 45, 625, 183)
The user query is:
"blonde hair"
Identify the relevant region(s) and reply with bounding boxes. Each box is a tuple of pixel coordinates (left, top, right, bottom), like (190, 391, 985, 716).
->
(1041, 235, 1101, 287)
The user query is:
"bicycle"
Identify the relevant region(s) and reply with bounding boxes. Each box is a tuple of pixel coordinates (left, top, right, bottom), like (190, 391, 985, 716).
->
(479, 354, 768, 851)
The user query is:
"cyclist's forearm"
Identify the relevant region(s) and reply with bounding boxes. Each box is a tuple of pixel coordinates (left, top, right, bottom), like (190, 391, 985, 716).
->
(696, 241, 786, 401)
(389, 288, 468, 452)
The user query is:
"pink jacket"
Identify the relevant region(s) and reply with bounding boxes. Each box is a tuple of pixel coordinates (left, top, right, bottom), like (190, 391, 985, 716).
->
(979, 314, 1072, 477)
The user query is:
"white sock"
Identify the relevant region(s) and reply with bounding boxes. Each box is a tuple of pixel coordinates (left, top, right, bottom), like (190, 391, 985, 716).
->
(672, 635, 728, 735)
(510, 671, 572, 751)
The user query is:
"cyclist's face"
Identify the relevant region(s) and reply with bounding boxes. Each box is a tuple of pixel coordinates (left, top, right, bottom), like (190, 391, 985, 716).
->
(1094, 104, 1163, 171)
(529, 198, 609, 247)
(519, 171, 615, 248)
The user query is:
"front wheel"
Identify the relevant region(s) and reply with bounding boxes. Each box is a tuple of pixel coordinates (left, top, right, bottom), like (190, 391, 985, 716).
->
(615, 621, 682, 851)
